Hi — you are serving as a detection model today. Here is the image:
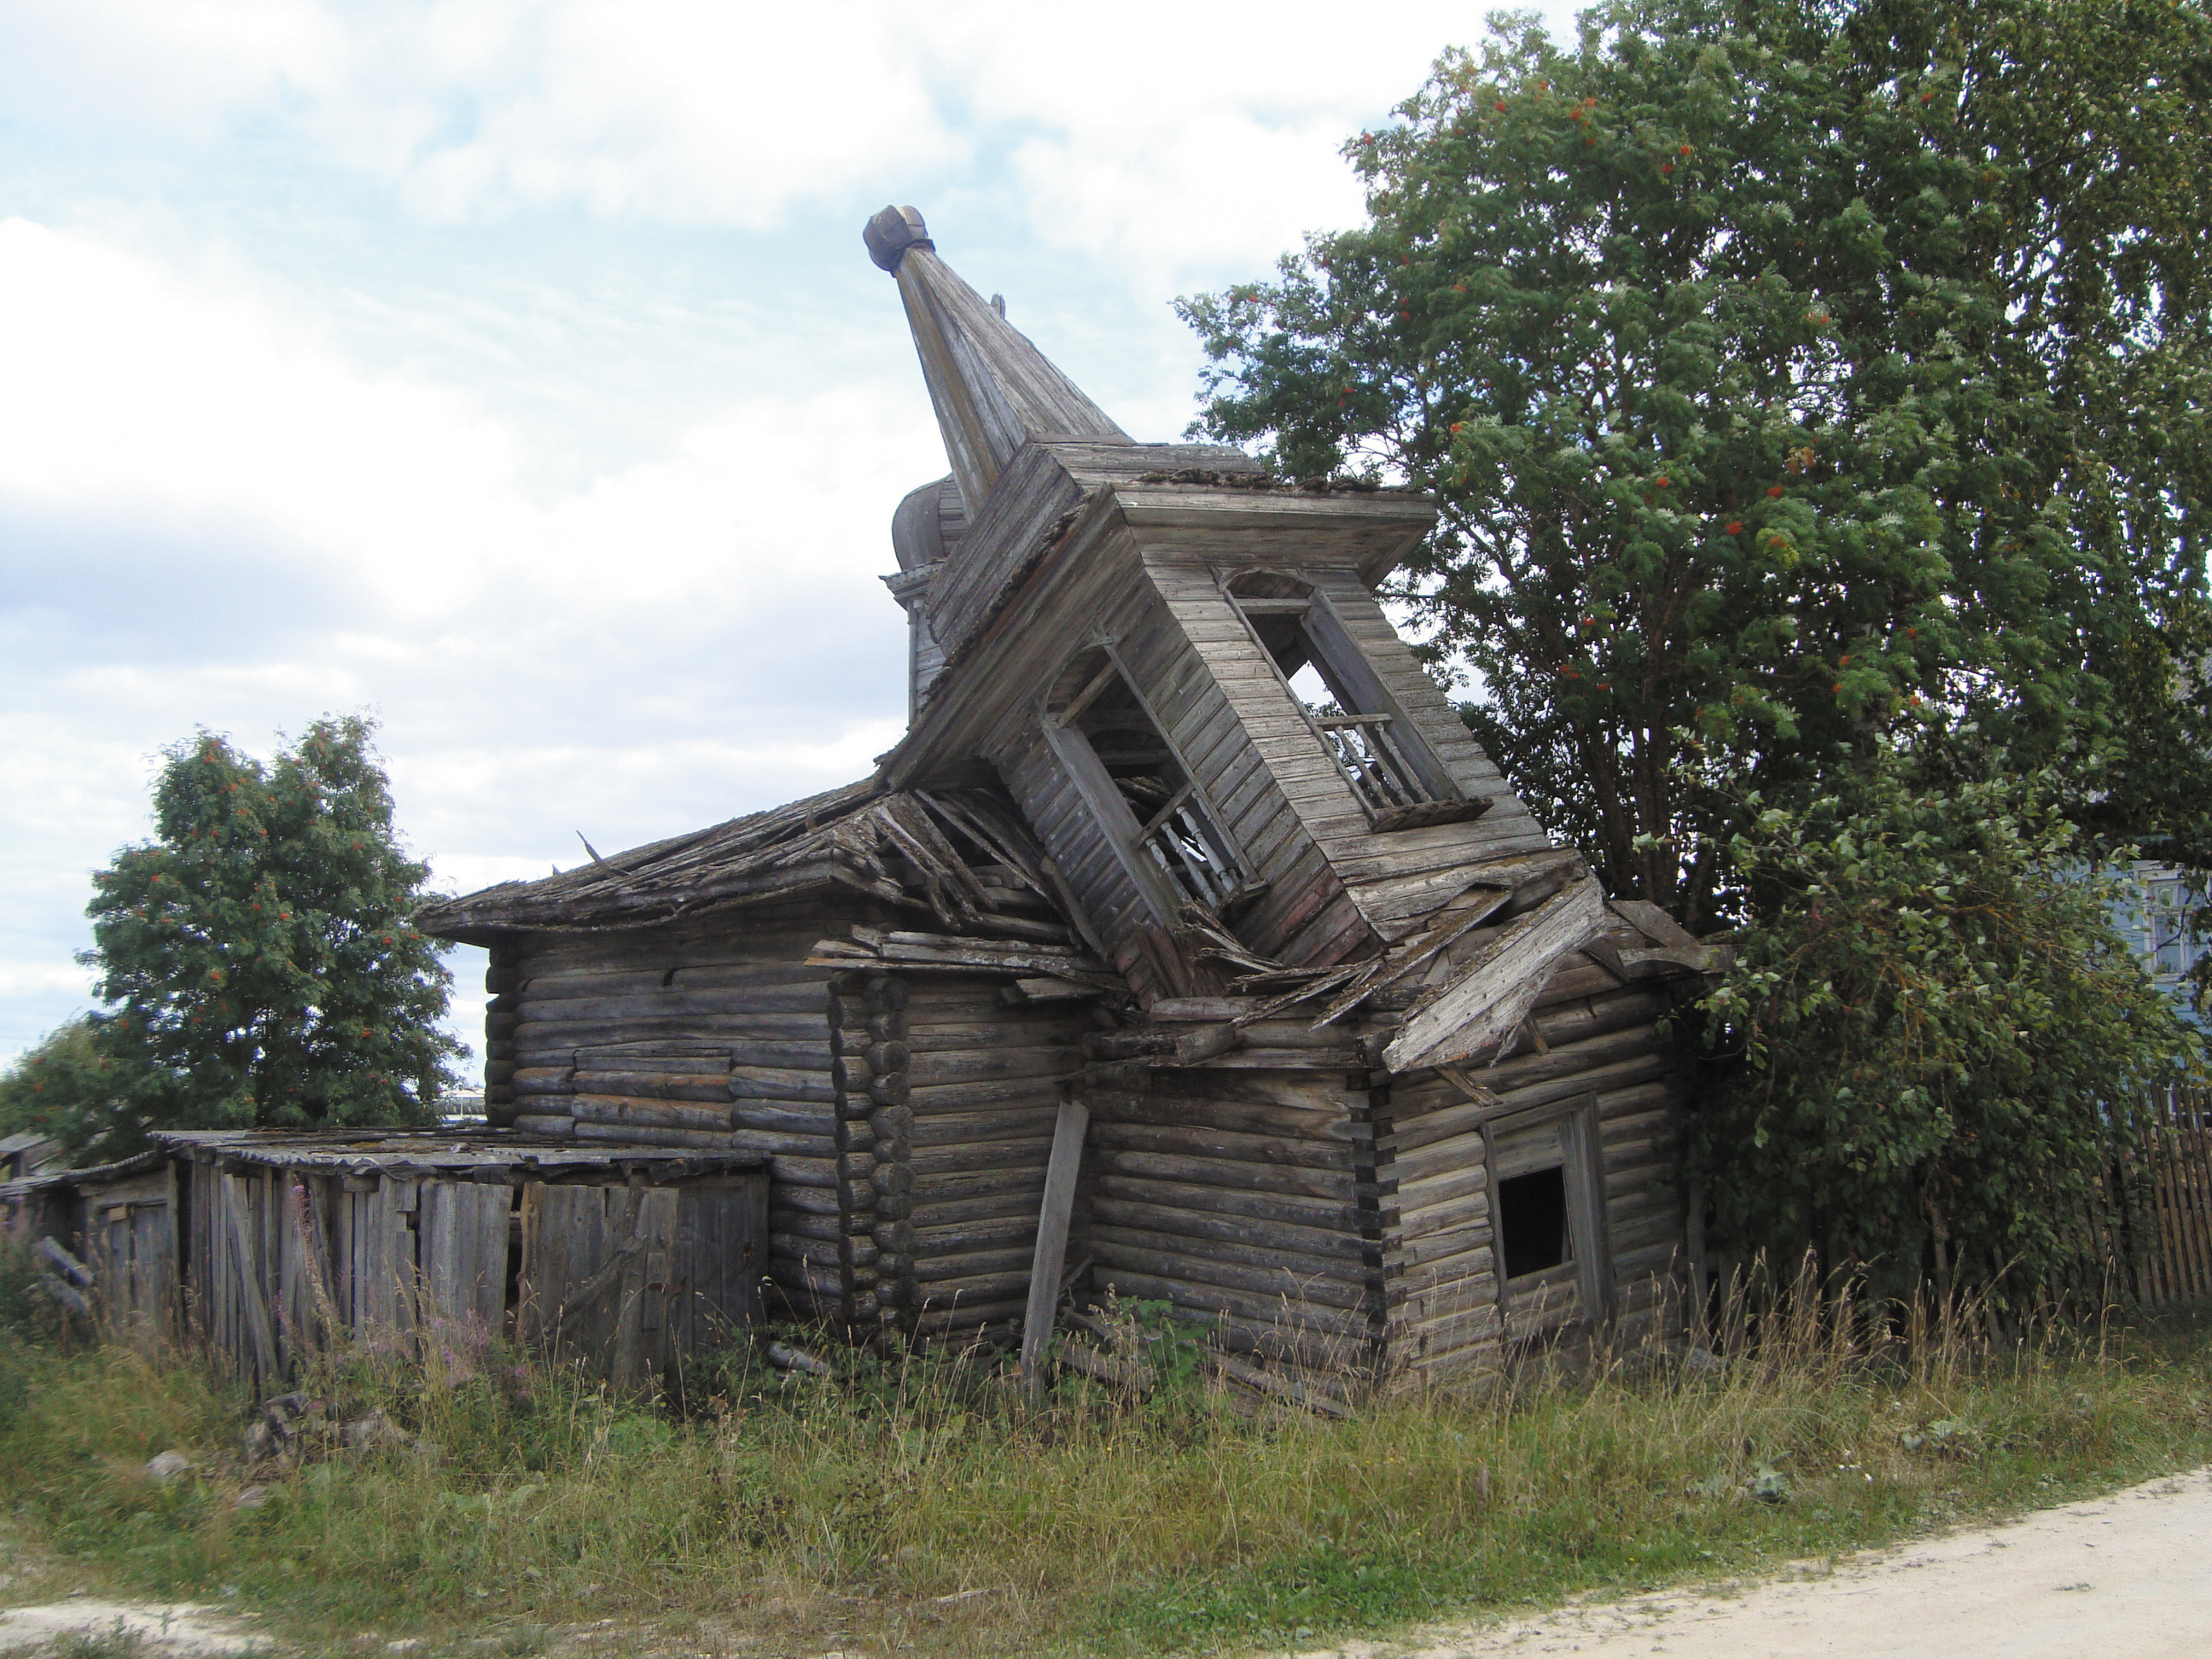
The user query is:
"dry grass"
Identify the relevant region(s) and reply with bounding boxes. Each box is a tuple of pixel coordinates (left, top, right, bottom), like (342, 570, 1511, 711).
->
(1, 1276, 2209, 1657)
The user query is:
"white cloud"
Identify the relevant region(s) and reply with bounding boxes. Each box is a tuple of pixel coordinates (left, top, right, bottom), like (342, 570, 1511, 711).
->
(0, 219, 934, 1061)
(0, 1, 1579, 275)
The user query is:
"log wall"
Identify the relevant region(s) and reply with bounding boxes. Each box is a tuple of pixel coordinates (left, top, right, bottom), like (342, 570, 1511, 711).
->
(1080, 1049, 1394, 1394)
(500, 900, 882, 1315)
(1377, 963, 1691, 1386)
(832, 969, 1087, 1346)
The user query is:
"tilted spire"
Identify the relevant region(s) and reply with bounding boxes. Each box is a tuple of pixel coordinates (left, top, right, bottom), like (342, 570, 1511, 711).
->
(866, 206, 1129, 516)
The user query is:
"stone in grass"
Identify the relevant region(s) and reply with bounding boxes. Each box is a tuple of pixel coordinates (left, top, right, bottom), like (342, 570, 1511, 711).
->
(235, 1484, 271, 1511)
(144, 1449, 191, 1483)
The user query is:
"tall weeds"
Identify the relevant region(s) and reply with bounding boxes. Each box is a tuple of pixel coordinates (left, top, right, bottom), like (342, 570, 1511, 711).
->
(0, 1272, 2207, 1657)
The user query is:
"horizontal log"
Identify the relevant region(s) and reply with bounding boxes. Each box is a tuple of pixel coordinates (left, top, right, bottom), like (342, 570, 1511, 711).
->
(910, 1295, 1027, 1336)
(1396, 1243, 1498, 1299)
(908, 1076, 1070, 1114)
(906, 1189, 1047, 1228)
(1087, 1219, 1371, 1286)
(908, 1105, 1062, 1148)
(1389, 1029, 1665, 1146)
(585, 1115, 826, 1156)
(909, 1046, 1079, 1086)
(776, 1233, 843, 1270)
(1089, 1121, 1362, 1174)
(1091, 1173, 1375, 1235)
(1397, 1215, 1493, 1270)
(1392, 1162, 1488, 1218)
(907, 1136, 1055, 1178)
(1190, 1314, 1380, 1374)
(512, 1113, 575, 1138)
(911, 1218, 1039, 1255)
(526, 958, 823, 996)
(1090, 1149, 1362, 1203)
(508, 1027, 780, 1062)
(1145, 1068, 1367, 1113)
(1148, 997, 1259, 1022)
(1396, 1186, 1492, 1243)
(773, 1184, 841, 1215)
(731, 1067, 838, 1103)
(1086, 1088, 1369, 1144)
(911, 1165, 1049, 1202)
(568, 1071, 731, 1103)
(914, 1247, 1035, 1283)
(1194, 1045, 1369, 1071)
(899, 1018, 1090, 1051)
(771, 1254, 845, 1301)
(570, 1095, 731, 1134)
(1599, 1078, 1686, 1122)
(1389, 1302, 1504, 1355)
(1002, 977, 1107, 1005)
(1086, 1267, 1375, 1340)
(1388, 1132, 1493, 1188)
(515, 1067, 576, 1096)
(732, 1101, 833, 1137)
(771, 1155, 839, 1188)
(1089, 1233, 1373, 1311)
(517, 994, 829, 1030)
(1088, 1195, 1368, 1263)
(771, 1208, 845, 1243)
(910, 1268, 1035, 1303)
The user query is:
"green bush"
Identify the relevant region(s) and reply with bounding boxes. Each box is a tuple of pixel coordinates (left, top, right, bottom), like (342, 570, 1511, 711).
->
(1694, 753, 2207, 1303)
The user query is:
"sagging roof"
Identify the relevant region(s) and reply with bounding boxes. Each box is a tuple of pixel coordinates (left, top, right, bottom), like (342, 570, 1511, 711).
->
(415, 779, 1097, 948)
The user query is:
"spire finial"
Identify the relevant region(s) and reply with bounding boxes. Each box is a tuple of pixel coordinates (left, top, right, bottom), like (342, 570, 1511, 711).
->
(865, 205, 1129, 513)
(864, 206, 932, 274)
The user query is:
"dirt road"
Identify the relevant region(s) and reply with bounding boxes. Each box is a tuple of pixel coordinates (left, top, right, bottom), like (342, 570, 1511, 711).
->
(1302, 1467, 2212, 1659)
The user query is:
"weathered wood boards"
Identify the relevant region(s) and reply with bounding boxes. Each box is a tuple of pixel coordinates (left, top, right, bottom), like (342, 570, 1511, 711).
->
(159, 1129, 765, 1395)
(1382, 877, 1606, 1073)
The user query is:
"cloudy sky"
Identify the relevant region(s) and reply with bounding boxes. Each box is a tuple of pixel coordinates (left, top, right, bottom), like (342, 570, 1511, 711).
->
(1, 0, 1581, 1074)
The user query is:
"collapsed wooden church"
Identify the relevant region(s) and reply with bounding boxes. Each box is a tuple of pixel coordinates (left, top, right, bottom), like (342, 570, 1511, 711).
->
(416, 207, 1721, 1394)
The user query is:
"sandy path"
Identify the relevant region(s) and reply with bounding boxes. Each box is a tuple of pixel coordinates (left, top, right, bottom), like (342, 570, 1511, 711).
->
(1297, 1467, 2212, 1659)
(0, 1598, 269, 1655)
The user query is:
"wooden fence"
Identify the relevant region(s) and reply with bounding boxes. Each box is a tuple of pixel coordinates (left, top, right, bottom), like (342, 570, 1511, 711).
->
(2133, 1084, 2212, 1308)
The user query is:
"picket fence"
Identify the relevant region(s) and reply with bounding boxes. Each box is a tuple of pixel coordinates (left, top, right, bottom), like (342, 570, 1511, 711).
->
(2134, 1084, 2212, 1308)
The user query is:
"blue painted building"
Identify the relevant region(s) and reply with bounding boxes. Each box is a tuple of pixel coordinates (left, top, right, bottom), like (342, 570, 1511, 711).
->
(2113, 860, 2209, 1029)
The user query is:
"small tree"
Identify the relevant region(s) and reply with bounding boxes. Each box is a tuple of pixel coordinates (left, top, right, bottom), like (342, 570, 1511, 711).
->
(76, 716, 461, 1161)
(0, 1018, 121, 1149)
(1692, 749, 2206, 1304)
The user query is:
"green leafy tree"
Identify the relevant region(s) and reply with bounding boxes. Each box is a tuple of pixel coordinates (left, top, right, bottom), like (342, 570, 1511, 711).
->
(75, 716, 461, 1161)
(0, 1018, 121, 1150)
(1180, 0, 2212, 927)
(1692, 750, 2204, 1302)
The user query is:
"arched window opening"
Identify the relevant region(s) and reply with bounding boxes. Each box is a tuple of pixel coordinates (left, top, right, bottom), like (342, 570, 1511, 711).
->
(1045, 647, 1245, 917)
(1225, 569, 1479, 832)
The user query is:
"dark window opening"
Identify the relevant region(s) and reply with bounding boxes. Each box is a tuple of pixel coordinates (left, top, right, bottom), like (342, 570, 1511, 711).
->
(1047, 649, 1244, 912)
(1497, 1166, 1571, 1279)
(1225, 571, 1474, 829)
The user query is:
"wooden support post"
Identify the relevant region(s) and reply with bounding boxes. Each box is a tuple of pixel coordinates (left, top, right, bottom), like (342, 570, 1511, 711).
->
(1020, 1095, 1090, 1398)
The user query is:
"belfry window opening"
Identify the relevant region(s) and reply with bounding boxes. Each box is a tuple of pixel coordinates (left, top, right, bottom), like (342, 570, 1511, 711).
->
(1046, 648, 1244, 916)
(1226, 571, 1463, 825)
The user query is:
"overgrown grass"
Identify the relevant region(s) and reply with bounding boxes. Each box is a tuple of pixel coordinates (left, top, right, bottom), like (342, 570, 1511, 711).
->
(1, 1284, 2209, 1657)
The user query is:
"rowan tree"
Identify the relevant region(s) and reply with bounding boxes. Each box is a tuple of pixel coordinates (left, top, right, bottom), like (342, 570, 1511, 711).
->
(76, 716, 460, 1161)
(1180, 0, 2212, 928)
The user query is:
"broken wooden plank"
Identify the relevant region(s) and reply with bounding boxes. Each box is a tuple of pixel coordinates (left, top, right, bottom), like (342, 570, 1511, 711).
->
(1382, 878, 1606, 1074)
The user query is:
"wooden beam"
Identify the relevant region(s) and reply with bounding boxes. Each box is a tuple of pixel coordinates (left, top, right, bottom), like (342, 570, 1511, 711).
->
(1382, 878, 1604, 1074)
(1020, 1096, 1091, 1398)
